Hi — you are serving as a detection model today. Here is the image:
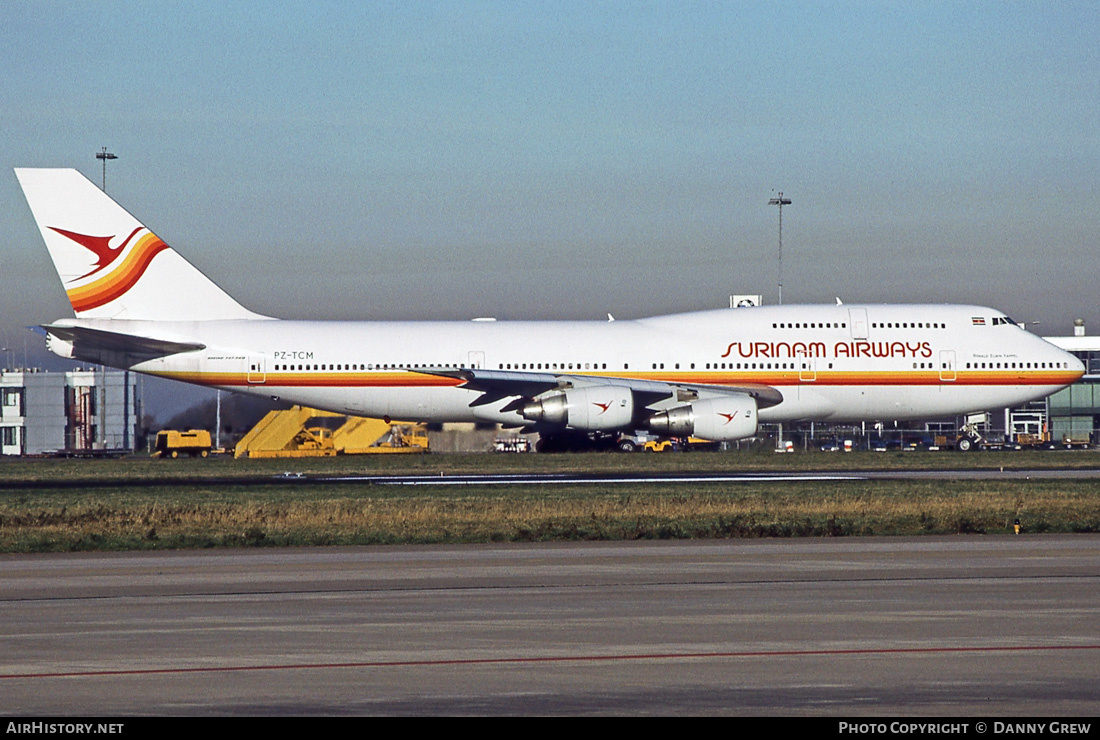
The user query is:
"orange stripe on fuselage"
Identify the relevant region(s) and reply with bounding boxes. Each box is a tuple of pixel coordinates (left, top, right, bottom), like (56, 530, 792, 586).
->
(149, 370, 1079, 389)
(151, 371, 466, 388)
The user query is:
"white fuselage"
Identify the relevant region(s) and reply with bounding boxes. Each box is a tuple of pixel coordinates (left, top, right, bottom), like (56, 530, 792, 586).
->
(63, 303, 1083, 426)
(19, 169, 1083, 434)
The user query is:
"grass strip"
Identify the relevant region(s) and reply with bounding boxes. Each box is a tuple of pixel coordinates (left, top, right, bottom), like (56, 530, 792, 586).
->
(2, 479, 1098, 552)
(2, 448, 1100, 486)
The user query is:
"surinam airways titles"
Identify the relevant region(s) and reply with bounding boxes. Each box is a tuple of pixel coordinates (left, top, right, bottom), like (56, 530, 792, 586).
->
(721, 340, 933, 360)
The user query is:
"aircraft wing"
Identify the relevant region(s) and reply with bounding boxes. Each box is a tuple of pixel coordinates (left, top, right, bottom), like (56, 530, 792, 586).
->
(415, 368, 562, 408)
(41, 322, 206, 366)
(414, 367, 784, 410)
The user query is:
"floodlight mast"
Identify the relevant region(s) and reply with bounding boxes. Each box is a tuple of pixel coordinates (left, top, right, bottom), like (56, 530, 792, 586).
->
(768, 191, 792, 304)
(95, 147, 117, 192)
(93, 147, 120, 449)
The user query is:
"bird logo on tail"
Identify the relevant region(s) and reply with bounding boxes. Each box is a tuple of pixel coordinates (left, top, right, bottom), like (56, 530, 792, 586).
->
(49, 226, 143, 281)
(48, 226, 170, 312)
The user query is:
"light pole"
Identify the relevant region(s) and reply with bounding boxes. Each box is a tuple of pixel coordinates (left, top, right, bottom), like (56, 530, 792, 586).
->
(96, 147, 117, 191)
(94, 147, 118, 448)
(768, 191, 792, 304)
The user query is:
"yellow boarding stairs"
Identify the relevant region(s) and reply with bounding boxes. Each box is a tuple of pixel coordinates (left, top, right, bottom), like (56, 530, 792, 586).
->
(234, 405, 429, 458)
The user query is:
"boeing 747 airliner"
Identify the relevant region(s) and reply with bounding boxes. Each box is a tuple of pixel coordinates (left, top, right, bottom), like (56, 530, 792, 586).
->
(15, 168, 1084, 448)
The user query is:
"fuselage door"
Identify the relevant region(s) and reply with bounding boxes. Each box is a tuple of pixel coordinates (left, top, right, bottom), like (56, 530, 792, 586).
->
(849, 308, 869, 340)
(799, 354, 817, 382)
(939, 350, 957, 382)
(467, 351, 485, 370)
(247, 355, 266, 384)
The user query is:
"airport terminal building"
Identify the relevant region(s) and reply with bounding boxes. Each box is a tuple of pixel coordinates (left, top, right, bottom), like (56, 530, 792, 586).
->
(1044, 326, 1100, 444)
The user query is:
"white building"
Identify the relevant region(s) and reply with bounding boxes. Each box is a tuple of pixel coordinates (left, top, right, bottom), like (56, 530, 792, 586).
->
(0, 367, 137, 456)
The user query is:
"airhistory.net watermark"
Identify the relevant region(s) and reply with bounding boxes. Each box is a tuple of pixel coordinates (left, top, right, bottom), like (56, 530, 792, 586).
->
(6, 724, 123, 735)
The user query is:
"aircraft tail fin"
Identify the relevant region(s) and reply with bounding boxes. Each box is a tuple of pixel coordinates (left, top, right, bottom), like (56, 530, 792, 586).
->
(15, 168, 266, 321)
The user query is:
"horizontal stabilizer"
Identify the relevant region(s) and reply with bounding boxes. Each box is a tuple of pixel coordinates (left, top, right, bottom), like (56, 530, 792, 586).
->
(43, 322, 205, 366)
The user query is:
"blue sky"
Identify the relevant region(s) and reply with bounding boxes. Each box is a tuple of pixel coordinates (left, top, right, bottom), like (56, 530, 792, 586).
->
(2, 2, 1098, 416)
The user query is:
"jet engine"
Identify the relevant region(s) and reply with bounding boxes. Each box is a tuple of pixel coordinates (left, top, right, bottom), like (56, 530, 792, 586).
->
(520, 386, 634, 431)
(645, 395, 758, 441)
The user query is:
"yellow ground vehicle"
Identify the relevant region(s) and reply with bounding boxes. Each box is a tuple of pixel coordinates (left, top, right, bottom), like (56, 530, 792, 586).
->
(642, 437, 721, 452)
(153, 429, 212, 458)
(245, 426, 338, 458)
(1015, 432, 1049, 448)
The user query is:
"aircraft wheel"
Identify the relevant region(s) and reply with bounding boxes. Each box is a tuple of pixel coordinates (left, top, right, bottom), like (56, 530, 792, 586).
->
(957, 437, 973, 452)
(618, 440, 637, 453)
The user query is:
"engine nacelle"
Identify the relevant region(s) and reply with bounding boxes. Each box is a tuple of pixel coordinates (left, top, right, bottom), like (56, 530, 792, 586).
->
(520, 386, 634, 431)
(646, 396, 758, 441)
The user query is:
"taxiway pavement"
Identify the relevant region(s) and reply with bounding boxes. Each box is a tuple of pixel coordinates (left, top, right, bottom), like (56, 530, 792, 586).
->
(2, 536, 1098, 715)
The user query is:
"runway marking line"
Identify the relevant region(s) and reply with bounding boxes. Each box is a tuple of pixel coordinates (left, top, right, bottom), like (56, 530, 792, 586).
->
(4, 644, 1099, 680)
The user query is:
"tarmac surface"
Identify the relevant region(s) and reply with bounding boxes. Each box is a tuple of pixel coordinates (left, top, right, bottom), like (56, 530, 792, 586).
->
(2, 535, 1099, 715)
(321, 467, 1100, 485)
(8, 466, 1100, 491)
